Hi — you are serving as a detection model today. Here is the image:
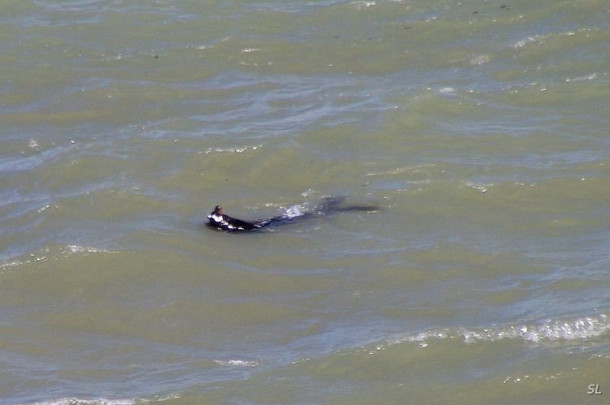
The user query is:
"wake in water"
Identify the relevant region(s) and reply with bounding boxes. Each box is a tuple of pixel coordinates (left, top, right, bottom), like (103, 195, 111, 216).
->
(206, 196, 379, 232)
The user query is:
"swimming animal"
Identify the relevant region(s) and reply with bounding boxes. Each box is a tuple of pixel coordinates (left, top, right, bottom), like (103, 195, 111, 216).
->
(206, 197, 378, 232)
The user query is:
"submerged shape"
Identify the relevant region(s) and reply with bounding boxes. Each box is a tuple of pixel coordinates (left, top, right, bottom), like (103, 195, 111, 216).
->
(206, 197, 379, 232)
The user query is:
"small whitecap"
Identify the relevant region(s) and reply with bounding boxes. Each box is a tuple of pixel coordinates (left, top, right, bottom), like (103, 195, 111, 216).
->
(284, 205, 304, 218)
(31, 398, 138, 405)
(301, 189, 316, 198)
(66, 245, 116, 255)
(352, 1, 376, 8)
(28, 139, 40, 150)
(512, 35, 545, 49)
(394, 314, 610, 349)
(469, 54, 491, 65)
(465, 181, 492, 193)
(204, 145, 261, 154)
(1, 260, 24, 270)
(438, 87, 455, 95)
(37, 204, 51, 213)
(572, 73, 597, 82)
(214, 359, 259, 368)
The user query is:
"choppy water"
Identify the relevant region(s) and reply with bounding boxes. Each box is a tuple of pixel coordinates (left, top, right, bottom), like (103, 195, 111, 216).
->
(1, 0, 609, 404)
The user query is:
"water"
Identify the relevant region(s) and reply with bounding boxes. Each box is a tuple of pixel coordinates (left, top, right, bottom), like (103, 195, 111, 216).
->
(1, 0, 609, 404)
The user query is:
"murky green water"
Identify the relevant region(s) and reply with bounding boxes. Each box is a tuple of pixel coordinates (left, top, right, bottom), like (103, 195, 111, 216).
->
(1, 0, 609, 404)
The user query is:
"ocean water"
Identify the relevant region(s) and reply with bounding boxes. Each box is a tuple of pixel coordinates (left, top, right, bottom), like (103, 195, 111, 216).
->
(1, 0, 609, 404)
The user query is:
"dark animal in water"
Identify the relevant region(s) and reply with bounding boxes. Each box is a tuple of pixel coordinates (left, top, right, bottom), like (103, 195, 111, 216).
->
(206, 197, 378, 232)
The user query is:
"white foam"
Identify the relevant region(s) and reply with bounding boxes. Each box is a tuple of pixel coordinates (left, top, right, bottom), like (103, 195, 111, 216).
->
(284, 204, 305, 218)
(469, 54, 491, 66)
(202, 145, 261, 154)
(513, 29, 590, 50)
(464, 181, 493, 193)
(513, 35, 544, 49)
(33, 398, 137, 405)
(32, 394, 179, 405)
(398, 314, 610, 347)
(438, 87, 456, 95)
(65, 245, 117, 255)
(0, 260, 24, 271)
(351, 1, 376, 9)
(213, 359, 259, 368)
(2, 245, 116, 271)
(28, 138, 40, 150)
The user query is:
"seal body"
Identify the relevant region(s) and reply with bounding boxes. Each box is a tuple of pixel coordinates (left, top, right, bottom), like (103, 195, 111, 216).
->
(206, 197, 378, 232)
(207, 205, 265, 232)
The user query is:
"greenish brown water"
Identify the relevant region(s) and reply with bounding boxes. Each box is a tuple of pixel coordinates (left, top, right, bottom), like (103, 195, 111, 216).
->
(1, 0, 609, 404)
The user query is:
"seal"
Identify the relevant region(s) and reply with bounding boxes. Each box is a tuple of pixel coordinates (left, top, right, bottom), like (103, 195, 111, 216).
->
(206, 197, 378, 232)
(206, 205, 267, 232)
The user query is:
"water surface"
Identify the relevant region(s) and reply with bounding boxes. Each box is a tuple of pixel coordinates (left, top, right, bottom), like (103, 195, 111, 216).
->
(1, 0, 609, 404)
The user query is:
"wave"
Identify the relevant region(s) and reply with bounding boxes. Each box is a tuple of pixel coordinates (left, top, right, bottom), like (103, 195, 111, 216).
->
(32, 399, 139, 405)
(64, 245, 118, 255)
(30, 395, 178, 405)
(1, 244, 117, 269)
(397, 314, 610, 348)
(512, 28, 598, 50)
(213, 359, 260, 368)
